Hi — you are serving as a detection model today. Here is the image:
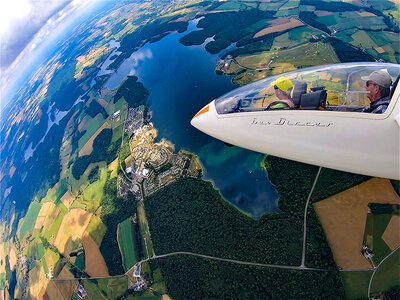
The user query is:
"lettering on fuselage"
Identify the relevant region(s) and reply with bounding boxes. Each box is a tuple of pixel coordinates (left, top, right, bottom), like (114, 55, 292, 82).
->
(250, 117, 333, 128)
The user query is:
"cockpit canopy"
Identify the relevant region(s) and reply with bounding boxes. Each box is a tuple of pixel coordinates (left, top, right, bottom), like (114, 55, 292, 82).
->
(214, 62, 400, 114)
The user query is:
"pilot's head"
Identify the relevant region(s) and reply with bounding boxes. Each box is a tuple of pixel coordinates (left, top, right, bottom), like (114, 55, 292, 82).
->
(362, 70, 392, 102)
(271, 76, 294, 100)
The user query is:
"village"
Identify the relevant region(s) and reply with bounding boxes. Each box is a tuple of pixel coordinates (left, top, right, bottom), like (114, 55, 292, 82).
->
(118, 104, 202, 202)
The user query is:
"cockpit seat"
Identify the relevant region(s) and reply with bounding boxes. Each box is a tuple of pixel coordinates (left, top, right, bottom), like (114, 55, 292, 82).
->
(292, 81, 307, 107)
(300, 89, 327, 110)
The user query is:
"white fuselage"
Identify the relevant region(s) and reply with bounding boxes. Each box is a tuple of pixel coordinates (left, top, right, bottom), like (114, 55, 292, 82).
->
(191, 65, 400, 180)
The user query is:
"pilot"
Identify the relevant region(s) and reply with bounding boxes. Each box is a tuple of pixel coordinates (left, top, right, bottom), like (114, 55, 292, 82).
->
(361, 70, 392, 114)
(269, 76, 295, 109)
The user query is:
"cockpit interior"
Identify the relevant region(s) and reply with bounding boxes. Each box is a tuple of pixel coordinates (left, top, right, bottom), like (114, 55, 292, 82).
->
(214, 62, 400, 115)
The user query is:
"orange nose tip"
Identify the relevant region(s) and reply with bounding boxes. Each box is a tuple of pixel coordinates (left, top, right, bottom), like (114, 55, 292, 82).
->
(192, 102, 211, 120)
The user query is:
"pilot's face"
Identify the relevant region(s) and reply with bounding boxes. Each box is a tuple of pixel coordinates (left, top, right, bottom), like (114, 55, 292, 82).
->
(365, 81, 379, 102)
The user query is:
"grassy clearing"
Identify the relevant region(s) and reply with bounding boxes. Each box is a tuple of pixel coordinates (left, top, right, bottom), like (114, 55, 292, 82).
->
(19, 201, 42, 239)
(118, 218, 138, 271)
(107, 276, 128, 300)
(69, 161, 104, 195)
(138, 203, 155, 259)
(82, 164, 108, 212)
(109, 158, 119, 179)
(86, 215, 107, 247)
(112, 123, 124, 143)
(371, 250, 400, 295)
(341, 271, 372, 299)
(363, 213, 393, 263)
(84, 279, 108, 300)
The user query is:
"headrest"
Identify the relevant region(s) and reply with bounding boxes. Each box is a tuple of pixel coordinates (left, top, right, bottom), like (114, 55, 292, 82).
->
(291, 81, 307, 106)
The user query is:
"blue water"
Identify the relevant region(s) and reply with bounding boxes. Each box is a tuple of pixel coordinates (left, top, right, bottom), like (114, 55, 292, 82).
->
(106, 21, 280, 219)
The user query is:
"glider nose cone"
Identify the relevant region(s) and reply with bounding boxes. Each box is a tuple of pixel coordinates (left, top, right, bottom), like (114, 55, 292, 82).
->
(191, 102, 211, 131)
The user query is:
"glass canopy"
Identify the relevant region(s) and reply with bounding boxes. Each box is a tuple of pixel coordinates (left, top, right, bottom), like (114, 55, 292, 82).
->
(215, 62, 400, 114)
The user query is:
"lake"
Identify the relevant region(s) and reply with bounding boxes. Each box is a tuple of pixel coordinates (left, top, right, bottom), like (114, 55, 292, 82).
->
(106, 20, 280, 219)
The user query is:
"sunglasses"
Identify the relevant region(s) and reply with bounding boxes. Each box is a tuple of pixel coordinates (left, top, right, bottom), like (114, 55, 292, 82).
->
(366, 81, 376, 87)
(274, 85, 279, 90)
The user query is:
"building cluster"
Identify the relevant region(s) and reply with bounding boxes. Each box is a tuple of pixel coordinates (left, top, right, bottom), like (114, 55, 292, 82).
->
(118, 106, 202, 201)
(124, 106, 145, 136)
(361, 245, 374, 260)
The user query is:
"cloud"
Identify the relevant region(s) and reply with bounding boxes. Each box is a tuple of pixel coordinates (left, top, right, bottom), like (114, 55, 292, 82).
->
(0, 0, 72, 70)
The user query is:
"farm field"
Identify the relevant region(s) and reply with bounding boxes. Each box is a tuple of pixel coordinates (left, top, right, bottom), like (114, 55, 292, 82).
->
(83, 232, 109, 277)
(341, 270, 372, 299)
(53, 208, 92, 254)
(19, 201, 41, 240)
(86, 215, 107, 246)
(79, 122, 112, 157)
(78, 113, 107, 152)
(44, 201, 67, 241)
(118, 218, 139, 271)
(370, 250, 400, 295)
(314, 178, 400, 270)
(34, 202, 59, 231)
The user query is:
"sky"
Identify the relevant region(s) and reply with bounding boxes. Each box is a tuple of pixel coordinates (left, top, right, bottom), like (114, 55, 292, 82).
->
(0, 0, 99, 109)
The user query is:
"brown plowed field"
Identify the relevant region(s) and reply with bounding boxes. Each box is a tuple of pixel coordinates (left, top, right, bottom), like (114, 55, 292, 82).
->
(314, 178, 400, 270)
(83, 231, 109, 277)
(60, 191, 74, 209)
(254, 18, 304, 38)
(382, 215, 400, 251)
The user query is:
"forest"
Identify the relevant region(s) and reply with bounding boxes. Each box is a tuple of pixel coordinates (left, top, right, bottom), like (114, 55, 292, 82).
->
(144, 153, 372, 298)
(71, 128, 116, 180)
(99, 177, 137, 275)
(114, 76, 149, 107)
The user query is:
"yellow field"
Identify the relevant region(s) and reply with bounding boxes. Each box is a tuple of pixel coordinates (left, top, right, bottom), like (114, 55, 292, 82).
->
(29, 265, 47, 299)
(54, 208, 92, 254)
(382, 215, 400, 251)
(44, 249, 59, 270)
(35, 202, 59, 230)
(315, 178, 400, 270)
(108, 158, 119, 178)
(79, 122, 111, 157)
(83, 232, 109, 277)
(60, 191, 74, 209)
(254, 18, 304, 38)
(9, 246, 17, 270)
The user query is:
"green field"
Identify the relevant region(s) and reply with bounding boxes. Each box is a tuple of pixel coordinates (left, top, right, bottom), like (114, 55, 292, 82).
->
(77, 113, 106, 151)
(371, 250, 400, 295)
(351, 30, 378, 49)
(82, 164, 108, 212)
(341, 271, 373, 299)
(75, 254, 85, 271)
(84, 279, 108, 300)
(44, 202, 67, 240)
(86, 215, 107, 246)
(288, 26, 319, 41)
(27, 238, 45, 260)
(118, 218, 139, 271)
(138, 204, 155, 259)
(97, 276, 128, 300)
(363, 213, 392, 264)
(19, 201, 42, 239)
